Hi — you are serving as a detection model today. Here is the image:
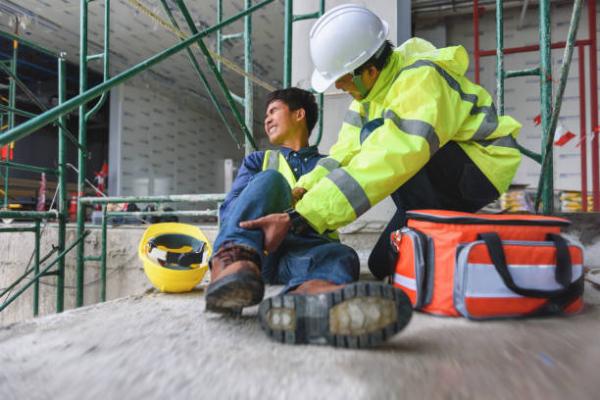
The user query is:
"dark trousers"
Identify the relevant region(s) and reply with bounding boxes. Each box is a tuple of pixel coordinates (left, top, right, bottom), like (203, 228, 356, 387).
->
(368, 141, 500, 279)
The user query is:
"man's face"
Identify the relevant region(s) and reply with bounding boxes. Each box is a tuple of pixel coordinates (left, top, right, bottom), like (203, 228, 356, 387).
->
(334, 66, 380, 100)
(264, 100, 301, 145)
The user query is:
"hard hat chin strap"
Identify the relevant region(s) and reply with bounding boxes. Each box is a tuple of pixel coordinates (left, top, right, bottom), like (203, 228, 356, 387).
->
(352, 73, 369, 98)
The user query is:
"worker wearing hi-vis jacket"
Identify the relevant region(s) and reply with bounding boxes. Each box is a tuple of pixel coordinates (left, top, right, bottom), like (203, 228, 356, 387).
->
(242, 5, 522, 279)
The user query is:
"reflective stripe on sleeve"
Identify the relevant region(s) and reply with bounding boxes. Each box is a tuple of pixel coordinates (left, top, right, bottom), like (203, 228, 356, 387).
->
(476, 135, 518, 149)
(266, 150, 279, 170)
(384, 109, 440, 156)
(317, 157, 340, 172)
(326, 168, 371, 217)
(343, 110, 363, 128)
(472, 105, 499, 140)
(401, 60, 499, 140)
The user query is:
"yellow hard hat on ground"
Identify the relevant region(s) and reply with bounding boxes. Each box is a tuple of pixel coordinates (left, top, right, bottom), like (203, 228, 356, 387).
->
(138, 222, 212, 293)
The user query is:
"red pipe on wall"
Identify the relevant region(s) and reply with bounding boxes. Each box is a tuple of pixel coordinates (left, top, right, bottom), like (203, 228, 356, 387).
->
(578, 45, 588, 212)
(479, 40, 592, 57)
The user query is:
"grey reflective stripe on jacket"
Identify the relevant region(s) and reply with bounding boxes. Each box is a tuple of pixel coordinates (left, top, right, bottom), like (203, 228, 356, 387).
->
(476, 135, 518, 149)
(400, 59, 499, 141)
(383, 109, 440, 156)
(343, 110, 363, 128)
(317, 157, 340, 172)
(326, 168, 371, 218)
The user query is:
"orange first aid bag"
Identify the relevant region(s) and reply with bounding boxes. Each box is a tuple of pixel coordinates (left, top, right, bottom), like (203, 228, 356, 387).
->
(392, 210, 584, 319)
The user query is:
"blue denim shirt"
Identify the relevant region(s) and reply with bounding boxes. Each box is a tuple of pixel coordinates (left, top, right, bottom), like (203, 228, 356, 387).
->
(219, 145, 323, 223)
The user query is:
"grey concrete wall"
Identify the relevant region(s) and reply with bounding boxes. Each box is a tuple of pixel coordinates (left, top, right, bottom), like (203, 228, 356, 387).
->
(0, 223, 220, 326)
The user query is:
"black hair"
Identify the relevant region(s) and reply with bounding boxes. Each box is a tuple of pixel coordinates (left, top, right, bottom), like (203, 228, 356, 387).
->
(265, 87, 318, 136)
(354, 40, 395, 74)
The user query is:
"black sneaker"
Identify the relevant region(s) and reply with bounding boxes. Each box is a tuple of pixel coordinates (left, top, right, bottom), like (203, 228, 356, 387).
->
(258, 282, 412, 348)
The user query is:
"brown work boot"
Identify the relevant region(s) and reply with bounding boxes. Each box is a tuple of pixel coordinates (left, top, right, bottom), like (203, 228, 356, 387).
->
(258, 280, 412, 349)
(205, 245, 264, 314)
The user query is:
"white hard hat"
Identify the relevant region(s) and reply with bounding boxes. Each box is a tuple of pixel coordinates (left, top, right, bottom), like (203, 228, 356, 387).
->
(309, 4, 389, 93)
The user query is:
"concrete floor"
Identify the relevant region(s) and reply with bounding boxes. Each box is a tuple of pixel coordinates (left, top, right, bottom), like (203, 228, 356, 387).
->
(1, 283, 599, 400)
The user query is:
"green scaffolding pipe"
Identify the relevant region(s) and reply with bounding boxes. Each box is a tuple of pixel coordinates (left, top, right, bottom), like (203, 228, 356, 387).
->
(504, 67, 541, 79)
(244, 0, 254, 156)
(0, 246, 59, 300)
(0, 62, 88, 154)
(106, 210, 218, 218)
(85, 0, 110, 122)
(33, 221, 40, 316)
(0, 104, 36, 119)
(5, 38, 17, 210)
(158, 0, 241, 149)
(174, 0, 258, 151)
(0, 226, 38, 233)
(0, 231, 90, 314)
(293, 12, 320, 22)
(535, 0, 584, 213)
(0, 30, 59, 58)
(57, 54, 67, 312)
(283, 0, 293, 88)
(0, 160, 57, 175)
(496, 0, 505, 115)
(217, 0, 223, 73)
(79, 193, 226, 204)
(100, 205, 107, 302)
(538, 0, 553, 214)
(76, 0, 89, 308)
(0, 210, 57, 219)
(286, 1, 325, 146)
(0, 0, 274, 147)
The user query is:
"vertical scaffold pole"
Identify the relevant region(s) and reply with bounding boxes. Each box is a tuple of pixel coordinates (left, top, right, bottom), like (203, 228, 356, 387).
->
(284, 0, 293, 88)
(496, 0, 505, 115)
(245, 0, 254, 156)
(33, 220, 41, 316)
(217, 0, 223, 73)
(76, 0, 89, 307)
(539, 0, 553, 213)
(100, 204, 107, 302)
(57, 54, 67, 312)
(5, 35, 18, 209)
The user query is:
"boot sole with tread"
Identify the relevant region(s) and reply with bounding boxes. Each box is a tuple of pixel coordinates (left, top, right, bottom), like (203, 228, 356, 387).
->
(258, 281, 412, 348)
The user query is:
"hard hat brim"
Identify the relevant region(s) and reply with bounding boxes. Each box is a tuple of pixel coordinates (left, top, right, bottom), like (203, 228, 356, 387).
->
(311, 69, 338, 93)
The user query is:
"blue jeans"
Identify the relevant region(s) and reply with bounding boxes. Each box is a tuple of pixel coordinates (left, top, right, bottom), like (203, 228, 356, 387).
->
(212, 170, 360, 291)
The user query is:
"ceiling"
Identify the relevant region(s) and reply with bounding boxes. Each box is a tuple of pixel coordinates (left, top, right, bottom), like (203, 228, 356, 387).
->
(0, 0, 286, 121)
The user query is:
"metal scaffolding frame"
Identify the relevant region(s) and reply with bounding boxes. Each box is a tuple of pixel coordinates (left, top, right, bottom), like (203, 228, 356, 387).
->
(0, 0, 329, 316)
(473, 0, 592, 213)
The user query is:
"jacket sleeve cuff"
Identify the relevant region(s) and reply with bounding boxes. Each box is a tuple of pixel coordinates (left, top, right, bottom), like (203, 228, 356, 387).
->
(295, 165, 329, 191)
(294, 200, 327, 234)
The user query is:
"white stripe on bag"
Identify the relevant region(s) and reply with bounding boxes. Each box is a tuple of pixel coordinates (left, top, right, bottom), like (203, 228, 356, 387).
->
(465, 263, 583, 298)
(394, 273, 417, 290)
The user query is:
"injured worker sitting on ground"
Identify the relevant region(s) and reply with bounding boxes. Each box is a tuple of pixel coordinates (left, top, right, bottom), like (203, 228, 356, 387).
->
(206, 87, 413, 349)
(241, 6, 523, 292)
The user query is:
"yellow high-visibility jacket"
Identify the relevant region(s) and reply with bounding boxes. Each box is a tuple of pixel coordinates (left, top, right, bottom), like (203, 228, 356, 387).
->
(295, 38, 522, 234)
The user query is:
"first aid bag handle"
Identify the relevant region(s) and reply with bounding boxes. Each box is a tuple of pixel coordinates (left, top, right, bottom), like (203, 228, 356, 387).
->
(478, 232, 573, 298)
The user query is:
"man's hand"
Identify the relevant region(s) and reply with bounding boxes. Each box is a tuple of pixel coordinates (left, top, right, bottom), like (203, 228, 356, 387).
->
(291, 187, 307, 206)
(239, 213, 291, 253)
